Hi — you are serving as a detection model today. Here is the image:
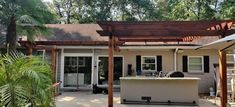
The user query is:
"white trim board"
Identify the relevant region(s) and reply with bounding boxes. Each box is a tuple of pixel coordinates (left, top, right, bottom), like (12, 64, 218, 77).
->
(57, 46, 201, 50)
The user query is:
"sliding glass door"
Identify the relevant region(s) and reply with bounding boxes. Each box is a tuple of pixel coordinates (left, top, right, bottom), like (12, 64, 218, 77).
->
(63, 56, 92, 88)
(98, 56, 123, 86)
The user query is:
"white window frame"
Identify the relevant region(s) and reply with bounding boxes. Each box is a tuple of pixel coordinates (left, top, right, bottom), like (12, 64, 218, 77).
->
(141, 56, 157, 72)
(35, 50, 45, 61)
(60, 52, 94, 89)
(188, 56, 204, 73)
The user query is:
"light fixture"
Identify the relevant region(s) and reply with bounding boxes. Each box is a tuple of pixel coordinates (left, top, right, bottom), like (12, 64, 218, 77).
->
(177, 49, 184, 53)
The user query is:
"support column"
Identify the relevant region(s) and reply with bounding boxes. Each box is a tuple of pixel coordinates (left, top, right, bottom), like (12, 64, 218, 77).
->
(26, 43, 33, 56)
(108, 33, 114, 107)
(219, 50, 227, 107)
(51, 45, 56, 83)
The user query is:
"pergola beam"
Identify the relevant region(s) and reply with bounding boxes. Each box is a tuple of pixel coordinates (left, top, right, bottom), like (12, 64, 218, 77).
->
(18, 41, 125, 46)
(97, 30, 235, 37)
(119, 38, 183, 42)
(98, 20, 235, 31)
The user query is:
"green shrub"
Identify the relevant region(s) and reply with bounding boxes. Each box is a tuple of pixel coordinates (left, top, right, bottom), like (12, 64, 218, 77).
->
(0, 52, 54, 107)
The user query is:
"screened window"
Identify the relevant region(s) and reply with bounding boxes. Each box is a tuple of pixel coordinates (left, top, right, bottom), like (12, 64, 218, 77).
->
(188, 56, 203, 73)
(141, 56, 156, 71)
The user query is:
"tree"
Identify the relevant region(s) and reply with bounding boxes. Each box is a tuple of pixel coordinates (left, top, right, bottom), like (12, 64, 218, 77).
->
(0, 52, 54, 107)
(155, 0, 219, 21)
(51, 0, 159, 23)
(52, 0, 77, 24)
(220, 0, 235, 19)
(51, 0, 235, 23)
(0, 0, 57, 51)
(115, 0, 160, 21)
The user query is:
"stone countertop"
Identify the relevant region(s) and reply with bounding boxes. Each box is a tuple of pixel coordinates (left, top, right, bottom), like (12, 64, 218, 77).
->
(120, 76, 200, 80)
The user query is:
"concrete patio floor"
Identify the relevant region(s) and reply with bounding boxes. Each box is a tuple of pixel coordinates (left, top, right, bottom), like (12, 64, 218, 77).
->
(55, 91, 222, 107)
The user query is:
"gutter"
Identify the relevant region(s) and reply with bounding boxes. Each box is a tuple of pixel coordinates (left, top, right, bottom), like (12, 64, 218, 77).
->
(174, 48, 178, 71)
(56, 46, 200, 50)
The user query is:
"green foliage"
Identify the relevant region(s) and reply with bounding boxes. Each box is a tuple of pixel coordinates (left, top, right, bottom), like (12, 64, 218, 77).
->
(0, 0, 57, 25)
(220, 0, 235, 19)
(51, 0, 159, 23)
(0, 52, 54, 107)
(51, 0, 235, 23)
(13, 0, 55, 42)
(155, 0, 219, 20)
(0, 0, 57, 50)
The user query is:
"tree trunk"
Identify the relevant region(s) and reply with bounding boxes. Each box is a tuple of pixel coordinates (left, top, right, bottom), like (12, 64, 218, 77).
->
(6, 16, 17, 52)
(197, 0, 201, 20)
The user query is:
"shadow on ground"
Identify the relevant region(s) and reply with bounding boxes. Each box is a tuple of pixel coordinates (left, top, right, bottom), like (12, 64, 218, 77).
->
(56, 91, 219, 107)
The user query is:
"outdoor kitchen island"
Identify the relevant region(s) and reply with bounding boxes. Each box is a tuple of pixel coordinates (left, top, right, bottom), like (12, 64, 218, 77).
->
(120, 77, 200, 105)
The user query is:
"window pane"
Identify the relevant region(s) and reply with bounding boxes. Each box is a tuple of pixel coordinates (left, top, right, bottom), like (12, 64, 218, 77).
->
(143, 57, 155, 63)
(64, 57, 77, 73)
(189, 65, 202, 71)
(189, 57, 202, 64)
(142, 56, 156, 71)
(149, 64, 156, 70)
(64, 57, 78, 87)
(142, 64, 155, 71)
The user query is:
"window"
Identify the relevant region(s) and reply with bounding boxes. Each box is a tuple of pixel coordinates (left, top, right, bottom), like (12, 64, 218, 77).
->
(78, 57, 85, 67)
(141, 56, 156, 71)
(98, 56, 123, 85)
(188, 56, 203, 73)
(33, 50, 45, 60)
(63, 56, 92, 87)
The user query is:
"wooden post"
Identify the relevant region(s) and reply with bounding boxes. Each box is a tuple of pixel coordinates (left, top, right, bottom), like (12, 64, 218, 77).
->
(108, 27, 114, 107)
(219, 50, 227, 107)
(51, 45, 56, 83)
(26, 43, 33, 56)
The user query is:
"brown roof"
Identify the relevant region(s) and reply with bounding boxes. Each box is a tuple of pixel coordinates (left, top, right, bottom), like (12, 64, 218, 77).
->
(21, 24, 227, 46)
(35, 24, 108, 41)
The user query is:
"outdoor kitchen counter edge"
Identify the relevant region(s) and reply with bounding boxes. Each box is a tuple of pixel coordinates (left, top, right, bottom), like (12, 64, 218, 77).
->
(120, 77, 200, 80)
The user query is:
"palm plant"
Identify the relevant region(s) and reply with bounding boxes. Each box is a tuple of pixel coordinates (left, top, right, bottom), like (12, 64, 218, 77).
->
(0, 52, 54, 107)
(0, 0, 57, 51)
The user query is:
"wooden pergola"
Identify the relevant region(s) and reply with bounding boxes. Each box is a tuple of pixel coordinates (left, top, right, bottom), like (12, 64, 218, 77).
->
(97, 20, 235, 107)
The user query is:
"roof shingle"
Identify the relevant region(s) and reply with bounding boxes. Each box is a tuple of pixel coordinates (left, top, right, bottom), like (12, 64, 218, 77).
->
(22, 24, 224, 46)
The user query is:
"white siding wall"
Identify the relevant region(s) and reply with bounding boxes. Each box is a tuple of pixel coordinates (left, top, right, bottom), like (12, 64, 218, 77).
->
(56, 48, 219, 93)
(177, 49, 218, 93)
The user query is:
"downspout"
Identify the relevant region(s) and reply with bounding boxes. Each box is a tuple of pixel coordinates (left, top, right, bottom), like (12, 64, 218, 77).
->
(92, 48, 95, 86)
(174, 48, 178, 71)
(55, 49, 58, 83)
(42, 49, 45, 61)
(55, 48, 60, 95)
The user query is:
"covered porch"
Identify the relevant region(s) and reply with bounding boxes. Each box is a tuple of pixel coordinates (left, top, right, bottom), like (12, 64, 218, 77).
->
(97, 20, 235, 107)
(18, 20, 235, 107)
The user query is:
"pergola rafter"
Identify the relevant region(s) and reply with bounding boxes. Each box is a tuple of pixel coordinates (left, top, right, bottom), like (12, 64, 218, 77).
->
(97, 20, 235, 107)
(97, 20, 235, 43)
